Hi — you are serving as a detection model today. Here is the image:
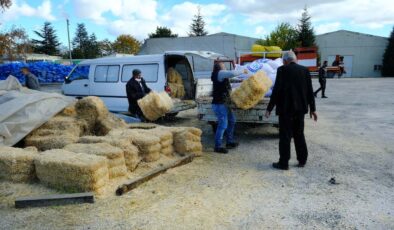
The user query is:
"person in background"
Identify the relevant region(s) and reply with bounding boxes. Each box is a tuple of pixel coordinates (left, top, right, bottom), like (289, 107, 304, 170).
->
(338, 56, 346, 77)
(314, 60, 328, 98)
(21, 67, 40, 90)
(265, 51, 318, 170)
(126, 69, 151, 120)
(211, 61, 247, 154)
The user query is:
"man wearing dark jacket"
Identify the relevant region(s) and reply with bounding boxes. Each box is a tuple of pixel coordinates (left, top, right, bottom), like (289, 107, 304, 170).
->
(21, 67, 40, 90)
(126, 69, 151, 118)
(265, 51, 318, 170)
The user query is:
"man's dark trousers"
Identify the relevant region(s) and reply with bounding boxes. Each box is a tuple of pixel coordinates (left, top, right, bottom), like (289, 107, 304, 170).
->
(278, 113, 308, 166)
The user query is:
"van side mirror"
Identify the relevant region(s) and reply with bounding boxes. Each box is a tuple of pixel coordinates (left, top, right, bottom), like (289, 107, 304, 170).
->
(64, 76, 71, 84)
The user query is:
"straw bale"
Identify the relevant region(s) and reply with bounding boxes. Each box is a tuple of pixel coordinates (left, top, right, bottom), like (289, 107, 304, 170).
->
(168, 83, 185, 98)
(34, 116, 82, 137)
(95, 112, 127, 136)
(128, 123, 157, 129)
(75, 96, 109, 130)
(0, 146, 38, 182)
(174, 140, 203, 154)
(137, 92, 174, 121)
(168, 67, 183, 84)
(35, 149, 109, 193)
(139, 143, 161, 153)
(109, 165, 127, 178)
(78, 136, 107, 144)
(165, 126, 202, 137)
(58, 103, 77, 117)
(160, 138, 173, 148)
(231, 71, 272, 110)
(64, 143, 124, 160)
(146, 128, 173, 141)
(144, 151, 160, 162)
(161, 145, 174, 156)
(24, 146, 38, 152)
(24, 134, 79, 151)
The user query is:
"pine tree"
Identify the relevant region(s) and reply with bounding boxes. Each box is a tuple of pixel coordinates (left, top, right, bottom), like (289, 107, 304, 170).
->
(189, 6, 208, 37)
(297, 6, 316, 47)
(32, 22, 60, 55)
(382, 26, 394, 77)
(71, 23, 90, 59)
(149, 26, 178, 38)
(86, 33, 100, 58)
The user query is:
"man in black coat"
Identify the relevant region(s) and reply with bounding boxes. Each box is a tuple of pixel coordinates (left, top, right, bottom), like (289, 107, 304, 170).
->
(265, 51, 318, 170)
(126, 69, 151, 119)
(314, 60, 328, 98)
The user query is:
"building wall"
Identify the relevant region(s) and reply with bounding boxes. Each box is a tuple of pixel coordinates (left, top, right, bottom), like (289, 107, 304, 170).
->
(139, 33, 257, 71)
(316, 30, 388, 77)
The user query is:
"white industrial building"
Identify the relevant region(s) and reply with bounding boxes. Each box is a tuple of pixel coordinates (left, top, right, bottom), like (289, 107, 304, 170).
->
(139, 32, 257, 71)
(316, 30, 388, 77)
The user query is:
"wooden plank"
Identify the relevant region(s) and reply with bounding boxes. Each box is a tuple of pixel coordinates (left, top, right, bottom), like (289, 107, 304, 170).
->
(15, 192, 94, 209)
(116, 154, 195, 196)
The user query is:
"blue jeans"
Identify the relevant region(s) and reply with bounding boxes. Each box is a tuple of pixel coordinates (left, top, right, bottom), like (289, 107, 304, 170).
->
(212, 104, 236, 148)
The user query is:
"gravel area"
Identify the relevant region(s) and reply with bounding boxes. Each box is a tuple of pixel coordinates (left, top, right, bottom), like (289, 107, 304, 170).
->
(0, 78, 393, 229)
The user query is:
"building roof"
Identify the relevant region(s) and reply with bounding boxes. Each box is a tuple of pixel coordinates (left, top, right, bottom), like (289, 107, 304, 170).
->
(317, 30, 388, 39)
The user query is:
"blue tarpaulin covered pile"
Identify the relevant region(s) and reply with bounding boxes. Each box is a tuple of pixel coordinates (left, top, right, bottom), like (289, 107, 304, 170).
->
(0, 62, 75, 84)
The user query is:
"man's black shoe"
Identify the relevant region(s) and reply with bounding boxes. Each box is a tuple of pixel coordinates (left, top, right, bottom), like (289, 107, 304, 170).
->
(272, 162, 289, 170)
(226, 142, 239, 149)
(322, 96, 328, 98)
(214, 147, 228, 154)
(297, 162, 306, 167)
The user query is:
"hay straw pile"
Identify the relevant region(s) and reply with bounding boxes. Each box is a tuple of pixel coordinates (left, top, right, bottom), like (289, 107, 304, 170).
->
(137, 92, 174, 121)
(165, 127, 203, 156)
(230, 71, 272, 110)
(144, 128, 174, 156)
(35, 149, 109, 194)
(24, 96, 127, 151)
(78, 136, 141, 171)
(167, 67, 185, 98)
(0, 146, 38, 182)
(109, 129, 161, 162)
(64, 143, 127, 179)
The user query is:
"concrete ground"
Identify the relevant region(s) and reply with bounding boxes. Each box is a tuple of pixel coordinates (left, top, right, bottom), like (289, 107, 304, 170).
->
(0, 78, 393, 229)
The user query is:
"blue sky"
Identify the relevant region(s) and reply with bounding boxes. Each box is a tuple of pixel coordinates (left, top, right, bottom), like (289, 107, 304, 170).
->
(1, 0, 393, 48)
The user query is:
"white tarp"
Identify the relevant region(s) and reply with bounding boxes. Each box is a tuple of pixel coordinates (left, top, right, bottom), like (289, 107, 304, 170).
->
(0, 76, 75, 146)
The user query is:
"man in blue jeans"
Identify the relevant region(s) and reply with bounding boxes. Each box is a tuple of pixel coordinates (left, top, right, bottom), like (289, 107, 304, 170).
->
(211, 61, 247, 153)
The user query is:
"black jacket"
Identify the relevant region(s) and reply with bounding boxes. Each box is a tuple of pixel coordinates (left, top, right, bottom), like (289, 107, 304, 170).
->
(126, 77, 151, 114)
(267, 62, 316, 115)
(211, 71, 231, 104)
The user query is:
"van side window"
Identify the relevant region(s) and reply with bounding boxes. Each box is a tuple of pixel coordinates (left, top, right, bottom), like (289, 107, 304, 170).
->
(94, 65, 120, 82)
(67, 65, 90, 81)
(122, 64, 159, 82)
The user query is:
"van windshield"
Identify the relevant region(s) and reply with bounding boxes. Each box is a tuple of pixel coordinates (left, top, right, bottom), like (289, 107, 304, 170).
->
(65, 65, 90, 83)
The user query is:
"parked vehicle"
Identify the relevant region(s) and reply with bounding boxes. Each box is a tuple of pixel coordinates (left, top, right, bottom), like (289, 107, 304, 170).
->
(62, 51, 224, 114)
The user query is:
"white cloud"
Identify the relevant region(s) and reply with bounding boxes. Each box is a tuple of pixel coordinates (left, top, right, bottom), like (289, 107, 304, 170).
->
(0, 0, 56, 22)
(254, 26, 268, 37)
(315, 22, 341, 34)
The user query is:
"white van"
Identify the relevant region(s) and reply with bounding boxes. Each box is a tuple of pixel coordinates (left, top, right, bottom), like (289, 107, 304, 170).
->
(62, 51, 224, 114)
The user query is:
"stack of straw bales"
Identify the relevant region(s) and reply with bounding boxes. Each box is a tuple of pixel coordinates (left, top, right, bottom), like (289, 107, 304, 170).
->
(167, 67, 185, 98)
(230, 71, 272, 110)
(144, 128, 174, 156)
(64, 143, 127, 179)
(78, 136, 141, 171)
(109, 129, 161, 162)
(0, 146, 38, 182)
(35, 149, 109, 194)
(165, 127, 203, 156)
(137, 92, 174, 121)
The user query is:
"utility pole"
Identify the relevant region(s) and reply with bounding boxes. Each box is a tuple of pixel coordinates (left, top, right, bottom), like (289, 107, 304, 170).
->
(66, 19, 72, 63)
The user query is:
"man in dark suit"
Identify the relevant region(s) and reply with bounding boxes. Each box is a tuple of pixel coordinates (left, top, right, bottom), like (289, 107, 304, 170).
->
(126, 69, 151, 119)
(265, 51, 318, 170)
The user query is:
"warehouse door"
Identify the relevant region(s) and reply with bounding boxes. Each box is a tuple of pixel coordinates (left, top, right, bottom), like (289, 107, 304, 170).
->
(327, 55, 353, 77)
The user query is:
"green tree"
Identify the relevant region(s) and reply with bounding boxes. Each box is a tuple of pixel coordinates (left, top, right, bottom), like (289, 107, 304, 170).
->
(113, 35, 141, 54)
(149, 26, 178, 38)
(297, 6, 316, 47)
(382, 26, 394, 77)
(71, 23, 100, 59)
(0, 26, 32, 61)
(256, 23, 299, 50)
(32, 22, 60, 55)
(86, 33, 100, 58)
(189, 6, 208, 37)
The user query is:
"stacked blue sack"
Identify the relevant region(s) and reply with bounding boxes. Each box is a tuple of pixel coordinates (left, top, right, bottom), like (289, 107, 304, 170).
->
(0, 62, 75, 84)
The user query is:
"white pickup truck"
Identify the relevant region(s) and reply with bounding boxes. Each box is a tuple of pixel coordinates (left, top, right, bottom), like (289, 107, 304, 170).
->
(195, 78, 279, 130)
